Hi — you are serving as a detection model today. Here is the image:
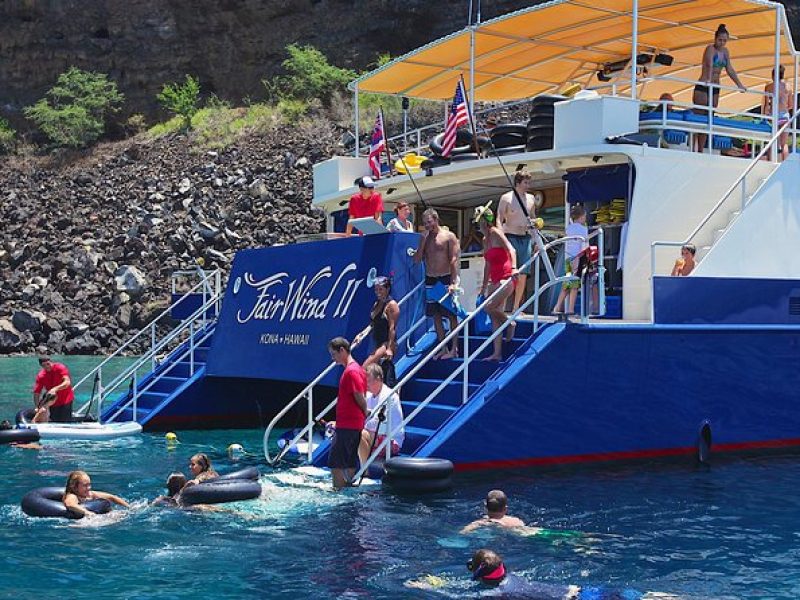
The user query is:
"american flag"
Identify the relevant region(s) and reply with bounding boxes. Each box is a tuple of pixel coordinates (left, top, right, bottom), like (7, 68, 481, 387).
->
(442, 80, 470, 157)
(368, 112, 386, 179)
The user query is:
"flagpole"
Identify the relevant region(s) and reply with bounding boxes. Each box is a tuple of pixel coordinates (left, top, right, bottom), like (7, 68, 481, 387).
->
(459, 74, 481, 159)
(380, 106, 394, 176)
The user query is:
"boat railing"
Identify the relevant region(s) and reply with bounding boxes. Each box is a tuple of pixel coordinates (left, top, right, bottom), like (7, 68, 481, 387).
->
(102, 313, 218, 424)
(263, 276, 426, 465)
(72, 268, 223, 420)
(352, 233, 591, 482)
(649, 109, 800, 317)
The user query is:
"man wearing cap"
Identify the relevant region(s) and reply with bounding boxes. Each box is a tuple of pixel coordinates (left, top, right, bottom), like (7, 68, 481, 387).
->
(345, 176, 384, 236)
(32, 355, 75, 423)
(498, 170, 538, 321)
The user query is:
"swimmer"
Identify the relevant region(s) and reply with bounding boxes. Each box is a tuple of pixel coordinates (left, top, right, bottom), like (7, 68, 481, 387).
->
(63, 470, 129, 517)
(408, 548, 647, 599)
(0, 419, 41, 449)
(152, 472, 187, 506)
(227, 443, 245, 460)
(461, 490, 533, 534)
(184, 453, 218, 487)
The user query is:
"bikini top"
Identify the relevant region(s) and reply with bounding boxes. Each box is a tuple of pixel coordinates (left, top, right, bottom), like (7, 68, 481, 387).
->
(712, 50, 727, 70)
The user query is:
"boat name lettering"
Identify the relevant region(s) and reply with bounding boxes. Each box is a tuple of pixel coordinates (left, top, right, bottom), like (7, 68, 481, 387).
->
(258, 333, 311, 346)
(236, 263, 362, 323)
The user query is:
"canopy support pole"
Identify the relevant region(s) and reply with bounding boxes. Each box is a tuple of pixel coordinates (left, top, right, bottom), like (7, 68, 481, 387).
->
(772, 7, 781, 162)
(631, 0, 639, 100)
(469, 25, 476, 124)
(354, 82, 360, 158)
(794, 53, 798, 151)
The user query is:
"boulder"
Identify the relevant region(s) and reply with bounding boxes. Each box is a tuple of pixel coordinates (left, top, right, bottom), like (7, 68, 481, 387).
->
(114, 265, 148, 297)
(0, 319, 23, 353)
(12, 309, 46, 333)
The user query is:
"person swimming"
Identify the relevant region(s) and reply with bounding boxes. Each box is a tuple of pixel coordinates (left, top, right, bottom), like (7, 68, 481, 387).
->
(152, 472, 187, 506)
(461, 490, 531, 534)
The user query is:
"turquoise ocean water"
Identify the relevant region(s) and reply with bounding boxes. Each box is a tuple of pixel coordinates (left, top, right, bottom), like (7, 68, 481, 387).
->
(2, 355, 800, 599)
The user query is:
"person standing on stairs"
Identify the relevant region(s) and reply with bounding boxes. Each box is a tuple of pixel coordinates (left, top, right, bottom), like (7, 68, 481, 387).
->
(327, 337, 368, 489)
(413, 208, 461, 359)
(475, 203, 517, 362)
(498, 169, 536, 320)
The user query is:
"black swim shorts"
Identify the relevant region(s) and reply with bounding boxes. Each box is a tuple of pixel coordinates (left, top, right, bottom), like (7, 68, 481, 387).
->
(425, 274, 452, 317)
(328, 428, 362, 470)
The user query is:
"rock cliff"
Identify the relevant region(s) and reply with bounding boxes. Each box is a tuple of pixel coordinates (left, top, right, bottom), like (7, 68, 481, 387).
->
(0, 0, 535, 124)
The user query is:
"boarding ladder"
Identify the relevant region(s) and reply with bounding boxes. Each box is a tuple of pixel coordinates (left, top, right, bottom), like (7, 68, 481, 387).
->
(650, 110, 800, 299)
(262, 229, 607, 476)
(263, 272, 429, 464)
(72, 269, 223, 425)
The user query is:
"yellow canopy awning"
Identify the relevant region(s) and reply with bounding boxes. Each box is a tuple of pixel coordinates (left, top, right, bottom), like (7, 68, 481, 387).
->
(351, 0, 797, 112)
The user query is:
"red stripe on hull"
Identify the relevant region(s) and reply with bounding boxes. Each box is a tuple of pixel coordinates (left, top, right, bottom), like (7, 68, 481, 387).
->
(453, 438, 800, 472)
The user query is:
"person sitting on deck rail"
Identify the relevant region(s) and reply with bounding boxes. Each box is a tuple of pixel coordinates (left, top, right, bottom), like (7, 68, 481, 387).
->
(346, 176, 384, 236)
(358, 363, 405, 467)
(413, 208, 461, 360)
(671, 244, 696, 277)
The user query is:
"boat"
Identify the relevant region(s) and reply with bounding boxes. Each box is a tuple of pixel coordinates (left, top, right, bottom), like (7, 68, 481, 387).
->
(17, 421, 142, 440)
(81, 0, 800, 474)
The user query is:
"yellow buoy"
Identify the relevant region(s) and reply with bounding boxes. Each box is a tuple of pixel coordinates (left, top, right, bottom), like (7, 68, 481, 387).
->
(165, 432, 178, 442)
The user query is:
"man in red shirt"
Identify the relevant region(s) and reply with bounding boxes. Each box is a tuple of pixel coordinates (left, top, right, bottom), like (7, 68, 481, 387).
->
(32, 355, 75, 423)
(327, 337, 368, 489)
(345, 176, 384, 236)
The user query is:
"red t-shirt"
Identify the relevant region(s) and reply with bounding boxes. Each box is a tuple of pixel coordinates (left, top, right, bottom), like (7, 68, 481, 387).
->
(33, 362, 75, 407)
(348, 191, 384, 220)
(335, 361, 367, 430)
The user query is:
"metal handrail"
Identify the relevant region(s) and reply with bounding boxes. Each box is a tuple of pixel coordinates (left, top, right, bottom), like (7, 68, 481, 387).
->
(96, 293, 220, 423)
(353, 234, 581, 482)
(263, 277, 426, 464)
(649, 109, 800, 286)
(72, 269, 221, 406)
(75, 269, 221, 414)
(104, 325, 217, 423)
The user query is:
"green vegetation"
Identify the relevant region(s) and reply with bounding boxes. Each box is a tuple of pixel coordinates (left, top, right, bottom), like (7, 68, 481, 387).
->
(266, 44, 356, 106)
(157, 75, 201, 130)
(24, 67, 124, 147)
(0, 117, 15, 153)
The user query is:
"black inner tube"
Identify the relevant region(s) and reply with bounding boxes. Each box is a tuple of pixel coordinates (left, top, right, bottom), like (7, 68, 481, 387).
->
(21, 487, 111, 519)
(0, 428, 40, 445)
(180, 479, 262, 505)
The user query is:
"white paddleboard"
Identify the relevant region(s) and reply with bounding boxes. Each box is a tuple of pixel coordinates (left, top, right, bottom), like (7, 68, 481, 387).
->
(19, 421, 142, 440)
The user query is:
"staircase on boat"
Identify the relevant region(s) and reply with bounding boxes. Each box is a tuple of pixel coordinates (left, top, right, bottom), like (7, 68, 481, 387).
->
(264, 233, 582, 476)
(73, 269, 223, 427)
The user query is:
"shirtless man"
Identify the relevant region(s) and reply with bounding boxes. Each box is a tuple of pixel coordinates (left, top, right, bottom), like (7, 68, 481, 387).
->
(414, 208, 460, 359)
(461, 489, 529, 533)
(498, 170, 537, 325)
(763, 65, 794, 161)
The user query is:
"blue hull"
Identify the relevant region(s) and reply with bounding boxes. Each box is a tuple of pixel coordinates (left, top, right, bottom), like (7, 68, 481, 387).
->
(418, 323, 800, 470)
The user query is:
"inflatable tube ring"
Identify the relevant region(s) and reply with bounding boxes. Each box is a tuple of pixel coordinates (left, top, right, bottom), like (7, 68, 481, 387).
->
(180, 479, 262, 505)
(0, 428, 40, 445)
(384, 457, 454, 480)
(21, 487, 111, 519)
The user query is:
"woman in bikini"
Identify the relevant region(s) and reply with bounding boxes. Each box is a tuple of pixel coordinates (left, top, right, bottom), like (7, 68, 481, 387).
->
(353, 275, 400, 385)
(475, 203, 517, 362)
(693, 24, 746, 153)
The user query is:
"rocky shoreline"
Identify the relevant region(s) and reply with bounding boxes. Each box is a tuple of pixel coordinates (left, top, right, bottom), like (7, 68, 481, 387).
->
(0, 123, 342, 355)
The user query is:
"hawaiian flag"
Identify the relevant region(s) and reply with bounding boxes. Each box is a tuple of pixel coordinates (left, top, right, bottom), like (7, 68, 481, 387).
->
(442, 80, 470, 157)
(368, 112, 387, 179)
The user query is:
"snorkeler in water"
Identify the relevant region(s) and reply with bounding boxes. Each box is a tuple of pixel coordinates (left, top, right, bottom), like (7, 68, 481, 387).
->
(461, 490, 542, 535)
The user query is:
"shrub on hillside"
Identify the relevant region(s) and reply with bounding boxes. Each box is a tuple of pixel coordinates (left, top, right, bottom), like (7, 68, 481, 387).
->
(0, 117, 15, 153)
(24, 67, 124, 147)
(157, 75, 201, 130)
(265, 44, 355, 106)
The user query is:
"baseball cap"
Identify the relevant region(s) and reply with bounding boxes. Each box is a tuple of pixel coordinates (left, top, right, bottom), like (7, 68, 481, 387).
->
(359, 176, 376, 189)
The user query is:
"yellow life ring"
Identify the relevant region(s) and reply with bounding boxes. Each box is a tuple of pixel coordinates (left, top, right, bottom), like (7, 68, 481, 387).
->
(395, 153, 426, 174)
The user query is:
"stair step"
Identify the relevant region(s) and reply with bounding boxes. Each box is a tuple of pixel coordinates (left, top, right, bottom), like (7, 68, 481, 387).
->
(402, 378, 478, 406)
(402, 401, 457, 429)
(134, 391, 170, 409)
(403, 425, 437, 454)
(148, 376, 185, 393)
(713, 228, 726, 243)
(418, 357, 500, 383)
(192, 346, 211, 362)
(163, 361, 205, 378)
(109, 406, 152, 424)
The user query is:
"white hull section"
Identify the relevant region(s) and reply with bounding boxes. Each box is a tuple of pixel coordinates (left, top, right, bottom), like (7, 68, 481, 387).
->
(21, 421, 143, 440)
